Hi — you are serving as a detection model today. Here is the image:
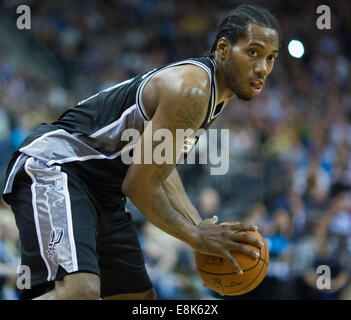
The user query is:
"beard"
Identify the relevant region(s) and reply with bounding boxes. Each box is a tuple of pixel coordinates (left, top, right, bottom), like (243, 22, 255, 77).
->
(234, 88, 253, 101)
(224, 58, 253, 101)
(226, 66, 253, 101)
(228, 76, 253, 101)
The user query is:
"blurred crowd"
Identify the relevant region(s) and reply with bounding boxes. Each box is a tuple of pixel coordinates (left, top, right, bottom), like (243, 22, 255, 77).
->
(0, 0, 351, 299)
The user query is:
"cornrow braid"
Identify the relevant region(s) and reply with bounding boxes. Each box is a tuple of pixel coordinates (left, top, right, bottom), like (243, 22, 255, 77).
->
(206, 4, 280, 57)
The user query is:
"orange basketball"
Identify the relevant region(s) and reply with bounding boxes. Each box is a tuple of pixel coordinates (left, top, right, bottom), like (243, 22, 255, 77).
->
(195, 229, 269, 296)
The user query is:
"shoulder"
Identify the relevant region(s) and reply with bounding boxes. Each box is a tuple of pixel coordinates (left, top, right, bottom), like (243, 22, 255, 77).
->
(143, 63, 211, 120)
(156, 63, 211, 99)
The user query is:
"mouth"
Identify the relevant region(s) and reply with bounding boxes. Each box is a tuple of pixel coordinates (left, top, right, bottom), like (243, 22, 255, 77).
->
(250, 80, 265, 95)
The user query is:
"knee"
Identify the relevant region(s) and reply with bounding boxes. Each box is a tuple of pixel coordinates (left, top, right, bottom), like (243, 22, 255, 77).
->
(142, 288, 157, 300)
(56, 273, 101, 300)
(72, 281, 100, 300)
(102, 287, 157, 300)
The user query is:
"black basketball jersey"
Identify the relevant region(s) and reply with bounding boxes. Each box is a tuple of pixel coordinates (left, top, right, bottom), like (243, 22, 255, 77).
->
(3, 56, 226, 207)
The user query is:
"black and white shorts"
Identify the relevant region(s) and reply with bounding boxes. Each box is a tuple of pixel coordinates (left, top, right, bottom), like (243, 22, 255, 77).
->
(4, 156, 152, 299)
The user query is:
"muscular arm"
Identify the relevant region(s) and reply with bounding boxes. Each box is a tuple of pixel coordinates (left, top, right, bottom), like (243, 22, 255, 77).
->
(122, 75, 209, 248)
(162, 167, 203, 226)
(122, 66, 262, 271)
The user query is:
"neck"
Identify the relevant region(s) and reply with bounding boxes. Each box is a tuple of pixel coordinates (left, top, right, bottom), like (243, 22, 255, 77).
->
(214, 52, 235, 103)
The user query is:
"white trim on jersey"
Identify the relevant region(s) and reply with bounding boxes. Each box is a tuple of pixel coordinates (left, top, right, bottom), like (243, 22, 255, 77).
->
(77, 78, 134, 106)
(208, 58, 218, 122)
(19, 129, 64, 154)
(3, 153, 27, 194)
(135, 59, 216, 123)
(12, 103, 139, 168)
(89, 104, 137, 138)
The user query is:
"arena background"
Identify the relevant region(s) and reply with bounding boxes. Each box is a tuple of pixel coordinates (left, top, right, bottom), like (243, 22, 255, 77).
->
(0, 0, 350, 300)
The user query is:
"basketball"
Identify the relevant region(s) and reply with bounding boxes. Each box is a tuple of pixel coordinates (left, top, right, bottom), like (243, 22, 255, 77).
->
(195, 229, 269, 296)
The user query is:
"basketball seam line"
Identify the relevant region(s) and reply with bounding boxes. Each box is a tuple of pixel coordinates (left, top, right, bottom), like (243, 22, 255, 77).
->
(216, 240, 269, 294)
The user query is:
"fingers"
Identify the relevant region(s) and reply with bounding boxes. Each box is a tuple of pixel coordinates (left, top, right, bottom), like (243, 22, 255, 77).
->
(195, 220, 264, 272)
(231, 232, 264, 249)
(211, 215, 219, 224)
(222, 251, 243, 274)
(229, 242, 260, 260)
(220, 232, 260, 260)
(221, 223, 263, 249)
(200, 215, 219, 226)
(229, 222, 258, 232)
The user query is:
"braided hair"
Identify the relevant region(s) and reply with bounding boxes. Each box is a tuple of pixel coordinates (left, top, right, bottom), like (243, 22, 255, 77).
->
(206, 4, 281, 58)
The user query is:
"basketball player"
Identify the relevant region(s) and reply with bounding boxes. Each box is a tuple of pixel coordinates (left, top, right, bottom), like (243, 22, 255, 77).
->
(2, 5, 280, 299)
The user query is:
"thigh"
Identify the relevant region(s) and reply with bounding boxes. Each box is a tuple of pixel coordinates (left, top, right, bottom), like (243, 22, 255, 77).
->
(9, 157, 101, 299)
(34, 272, 101, 300)
(97, 204, 153, 298)
(103, 288, 156, 300)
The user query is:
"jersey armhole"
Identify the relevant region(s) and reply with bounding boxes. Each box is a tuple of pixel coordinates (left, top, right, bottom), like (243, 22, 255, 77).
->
(135, 59, 216, 123)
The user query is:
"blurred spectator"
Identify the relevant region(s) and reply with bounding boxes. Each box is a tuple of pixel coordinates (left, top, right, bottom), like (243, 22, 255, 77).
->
(263, 208, 294, 298)
(302, 226, 351, 300)
(198, 188, 222, 221)
(0, 201, 20, 300)
(291, 219, 330, 299)
(289, 192, 308, 241)
(293, 153, 331, 205)
(244, 202, 273, 235)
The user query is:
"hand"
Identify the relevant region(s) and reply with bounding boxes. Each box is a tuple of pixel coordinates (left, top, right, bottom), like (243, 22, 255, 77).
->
(193, 216, 264, 274)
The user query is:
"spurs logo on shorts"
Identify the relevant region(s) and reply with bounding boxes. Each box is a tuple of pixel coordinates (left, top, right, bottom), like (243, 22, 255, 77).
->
(47, 229, 64, 258)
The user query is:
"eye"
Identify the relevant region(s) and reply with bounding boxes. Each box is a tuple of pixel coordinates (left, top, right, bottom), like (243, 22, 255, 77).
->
(268, 55, 276, 62)
(248, 48, 258, 57)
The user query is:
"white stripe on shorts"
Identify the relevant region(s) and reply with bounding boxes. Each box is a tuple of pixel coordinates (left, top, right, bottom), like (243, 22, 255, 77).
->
(24, 157, 78, 281)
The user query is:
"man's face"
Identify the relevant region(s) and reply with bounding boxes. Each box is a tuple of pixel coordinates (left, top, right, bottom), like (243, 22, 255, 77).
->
(222, 24, 279, 101)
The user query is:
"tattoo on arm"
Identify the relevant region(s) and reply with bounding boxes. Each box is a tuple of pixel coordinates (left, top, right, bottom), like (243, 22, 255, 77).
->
(150, 84, 208, 180)
(175, 85, 208, 129)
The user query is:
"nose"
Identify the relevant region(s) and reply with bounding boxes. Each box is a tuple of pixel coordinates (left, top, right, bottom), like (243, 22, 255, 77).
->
(254, 59, 268, 78)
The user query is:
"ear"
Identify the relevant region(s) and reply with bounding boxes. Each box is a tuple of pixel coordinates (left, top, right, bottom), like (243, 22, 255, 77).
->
(216, 37, 231, 59)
